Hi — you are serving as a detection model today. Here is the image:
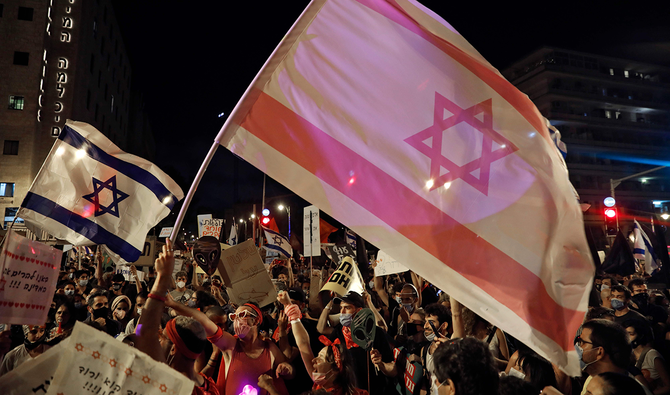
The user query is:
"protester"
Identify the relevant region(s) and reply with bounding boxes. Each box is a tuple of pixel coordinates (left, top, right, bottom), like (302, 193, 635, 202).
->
(125, 291, 148, 334)
(624, 320, 670, 394)
(171, 271, 195, 304)
(610, 285, 648, 326)
(431, 337, 499, 395)
(84, 290, 121, 337)
(47, 300, 76, 342)
(111, 294, 133, 330)
(0, 325, 50, 376)
(582, 372, 647, 395)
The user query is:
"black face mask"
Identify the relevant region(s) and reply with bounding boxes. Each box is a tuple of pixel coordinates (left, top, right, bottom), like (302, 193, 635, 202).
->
(92, 307, 109, 319)
(112, 284, 122, 291)
(24, 332, 46, 350)
(632, 293, 649, 310)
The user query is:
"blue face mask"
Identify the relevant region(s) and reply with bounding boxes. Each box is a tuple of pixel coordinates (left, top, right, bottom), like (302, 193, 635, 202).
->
(340, 313, 353, 327)
(575, 343, 598, 371)
(611, 298, 626, 311)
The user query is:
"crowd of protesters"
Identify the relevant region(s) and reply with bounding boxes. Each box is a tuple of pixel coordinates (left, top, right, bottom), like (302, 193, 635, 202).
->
(2, 241, 670, 395)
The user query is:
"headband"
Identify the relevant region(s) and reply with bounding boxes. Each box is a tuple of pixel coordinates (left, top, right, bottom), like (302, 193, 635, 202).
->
(244, 303, 263, 325)
(319, 335, 342, 370)
(165, 319, 201, 360)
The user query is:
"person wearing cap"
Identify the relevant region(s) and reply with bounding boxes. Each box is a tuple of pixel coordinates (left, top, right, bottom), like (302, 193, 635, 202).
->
(134, 239, 219, 395)
(321, 291, 396, 395)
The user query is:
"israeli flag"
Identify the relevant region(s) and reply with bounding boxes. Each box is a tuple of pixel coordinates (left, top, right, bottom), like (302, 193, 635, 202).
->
(20, 120, 183, 263)
(633, 219, 661, 275)
(262, 225, 292, 258)
(227, 222, 238, 246)
(345, 228, 357, 252)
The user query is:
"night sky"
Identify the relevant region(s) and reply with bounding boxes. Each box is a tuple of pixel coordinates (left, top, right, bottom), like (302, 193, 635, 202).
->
(111, 0, 670, 233)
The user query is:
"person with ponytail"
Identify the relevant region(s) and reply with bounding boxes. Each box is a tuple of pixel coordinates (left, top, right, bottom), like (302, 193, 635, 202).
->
(275, 290, 367, 395)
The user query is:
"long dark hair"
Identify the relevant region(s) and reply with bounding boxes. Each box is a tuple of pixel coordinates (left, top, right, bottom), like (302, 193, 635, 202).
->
(327, 343, 358, 395)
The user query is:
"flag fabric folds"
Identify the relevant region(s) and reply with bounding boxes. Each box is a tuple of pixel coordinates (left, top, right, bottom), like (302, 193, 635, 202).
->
(319, 218, 337, 243)
(345, 228, 357, 252)
(227, 222, 238, 246)
(20, 120, 183, 263)
(216, 0, 592, 374)
(633, 219, 661, 275)
(262, 226, 293, 258)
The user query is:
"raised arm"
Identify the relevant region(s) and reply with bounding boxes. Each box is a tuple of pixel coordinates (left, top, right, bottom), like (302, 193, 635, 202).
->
(277, 291, 316, 378)
(364, 291, 388, 332)
(317, 299, 335, 336)
(450, 296, 464, 339)
(372, 260, 390, 308)
(135, 239, 174, 362)
(410, 271, 423, 307)
(165, 295, 238, 351)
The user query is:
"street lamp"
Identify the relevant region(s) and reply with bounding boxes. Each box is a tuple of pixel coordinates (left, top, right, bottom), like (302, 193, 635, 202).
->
(278, 204, 291, 240)
(610, 165, 667, 233)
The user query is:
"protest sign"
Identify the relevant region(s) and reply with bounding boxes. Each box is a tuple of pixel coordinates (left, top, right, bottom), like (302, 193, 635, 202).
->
(374, 250, 409, 276)
(321, 256, 364, 296)
(0, 338, 70, 395)
(159, 227, 174, 238)
(172, 258, 184, 278)
(218, 239, 277, 307)
(46, 322, 193, 395)
(201, 218, 223, 239)
(0, 230, 61, 325)
(115, 265, 146, 283)
(327, 244, 356, 266)
(197, 214, 212, 238)
(308, 270, 322, 311)
(134, 236, 162, 267)
(303, 206, 321, 257)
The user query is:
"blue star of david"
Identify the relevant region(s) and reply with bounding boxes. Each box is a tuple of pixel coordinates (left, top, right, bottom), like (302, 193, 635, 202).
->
(82, 176, 129, 217)
(273, 235, 284, 245)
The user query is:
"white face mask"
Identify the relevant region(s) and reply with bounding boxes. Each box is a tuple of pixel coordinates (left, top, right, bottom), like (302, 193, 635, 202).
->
(312, 369, 332, 384)
(508, 367, 526, 380)
(136, 308, 142, 316)
(176, 281, 186, 289)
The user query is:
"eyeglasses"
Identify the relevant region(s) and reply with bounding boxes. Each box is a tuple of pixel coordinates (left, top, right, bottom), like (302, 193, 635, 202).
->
(574, 335, 594, 347)
(229, 310, 258, 321)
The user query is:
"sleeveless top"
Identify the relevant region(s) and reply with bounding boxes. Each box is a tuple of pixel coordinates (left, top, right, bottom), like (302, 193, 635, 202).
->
(221, 339, 288, 395)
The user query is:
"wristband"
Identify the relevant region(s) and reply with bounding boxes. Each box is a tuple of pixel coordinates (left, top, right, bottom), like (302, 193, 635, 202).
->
(207, 327, 224, 342)
(290, 320, 301, 325)
(285, 304, 302, 321)
(148, 293, 166, 302)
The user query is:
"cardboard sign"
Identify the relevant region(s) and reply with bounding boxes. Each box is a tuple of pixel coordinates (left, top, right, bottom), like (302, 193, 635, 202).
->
(303, 206, 321, 257)
(374, 250, 409, 276)
(134, 236, 162, 267)
(115, 265, 146, 283)
(159, 227, 174, 238)
(327, 244, 356, 265)
(45, 322, 193, 395)
(201, 218, 223, 239)
(321, 256, 364, 296)
(0, 230, 62, 325)
(197, 214, 212, 238)
(218, 239, 277, 307)
(0, 338, 70, 395)
(393, 347, 424, 395)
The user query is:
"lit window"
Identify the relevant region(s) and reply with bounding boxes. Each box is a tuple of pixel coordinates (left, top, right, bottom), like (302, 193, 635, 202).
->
(8, 96, 24, 110)
(0, 183, 15, 197)
(609, 68, 614, 76)
(17, 7, 33, 21)
(3, 140, 18, 155)
(13, 51, 29, 66)
(624, 70, 630, 78)
(605, 110, 612, 119)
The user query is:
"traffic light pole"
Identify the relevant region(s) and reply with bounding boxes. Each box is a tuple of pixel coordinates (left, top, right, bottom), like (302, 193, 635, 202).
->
(610, 165, 666, 232)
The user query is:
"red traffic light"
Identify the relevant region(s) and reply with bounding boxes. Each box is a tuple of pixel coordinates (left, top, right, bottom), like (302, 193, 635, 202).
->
(261, 217, 271, 225)
(604, 208, 617, 218)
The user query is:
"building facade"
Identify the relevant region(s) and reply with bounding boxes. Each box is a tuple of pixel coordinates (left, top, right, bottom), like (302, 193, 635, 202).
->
(503, 47, 670, 246)
(0, 0, 154, 229)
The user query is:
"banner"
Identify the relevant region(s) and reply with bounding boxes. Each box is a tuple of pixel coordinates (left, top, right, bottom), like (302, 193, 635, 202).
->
(0, 230, 62, 325)
(327, 244, 356, 266)
(0, 338, 70, 395)
(215, 0, 593, 373)
(45, 322, 193, 395)
(218, 239, 277, 307)
(374, 250, 409, 276)
(115, 265, 146, 283)
(303, 206, 321, 257)
(197, 214, 212, 238)
(321, 256, 364, 296)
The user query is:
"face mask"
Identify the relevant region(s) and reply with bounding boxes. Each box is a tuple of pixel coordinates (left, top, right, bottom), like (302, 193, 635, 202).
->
(369, 281, 375, 289)
(431, 377, 444, 395)
(115, 310, 127, 320)
(74, 302, 83, 309)
(425, 332, 436, 342)
(632, 294, 648, 309)
(64, 289, 75, 296)
(187, 300, 196, 308)
(234, 320, 252, 339)
(312, 370, 332, 384)
(402, 303, 415, 313)
(24, 334, 45, 350)
(68, 273, 75, 279)
(508, 367, 526, 380)
(611, 298, 626, 311)
(601, 284, 610, 291)
(340, 313, 353, 327)
(92, 307, 109, 319)
(395, 296, 402, 304)
(137, 308, 143, 316)
(79, 279, 88, 287)
(112, 284, 122, 291)
(575, 344, 598, 371)
(177, 281, 186, 289)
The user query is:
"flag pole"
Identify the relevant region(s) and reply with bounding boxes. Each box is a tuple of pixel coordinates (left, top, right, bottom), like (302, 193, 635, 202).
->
(169, 141, 220, 244)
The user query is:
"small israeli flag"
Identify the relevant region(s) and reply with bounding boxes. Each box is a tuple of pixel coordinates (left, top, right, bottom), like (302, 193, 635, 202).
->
(262, 225, 292, 258)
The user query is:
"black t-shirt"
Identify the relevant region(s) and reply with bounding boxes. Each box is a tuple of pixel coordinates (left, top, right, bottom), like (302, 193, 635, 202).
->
(330, 323, 394, 395)
(285, 317, 323, 395)
(614, 309, 648, 326)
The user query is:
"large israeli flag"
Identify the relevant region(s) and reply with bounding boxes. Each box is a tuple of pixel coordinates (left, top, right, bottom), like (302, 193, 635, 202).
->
(633, 219, 661, 275)
(261, 225, 292, 258)
(20, 120, 184, 262)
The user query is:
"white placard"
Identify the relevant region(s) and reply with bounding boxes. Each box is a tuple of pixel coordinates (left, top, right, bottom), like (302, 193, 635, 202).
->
(303, 205, 321, 257)
(0, 338, 70, 394)
(115, 265, 146, 283)
(0, 230, 62, 325)
(374, 250, 409, 276)
(159, 227, 173, 238)
(197, 214, 212, 238)
(201, 218, 223, 238)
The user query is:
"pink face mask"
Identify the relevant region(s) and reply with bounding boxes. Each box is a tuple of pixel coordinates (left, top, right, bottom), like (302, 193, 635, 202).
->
(234, 320, 252, 339)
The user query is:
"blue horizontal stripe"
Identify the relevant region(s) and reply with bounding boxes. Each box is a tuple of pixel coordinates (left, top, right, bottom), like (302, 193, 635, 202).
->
(22, 192, 141, 262)
(265, 243, 291, 258)
(633, 248, 646, 255)
(59, 125, 177, 210)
